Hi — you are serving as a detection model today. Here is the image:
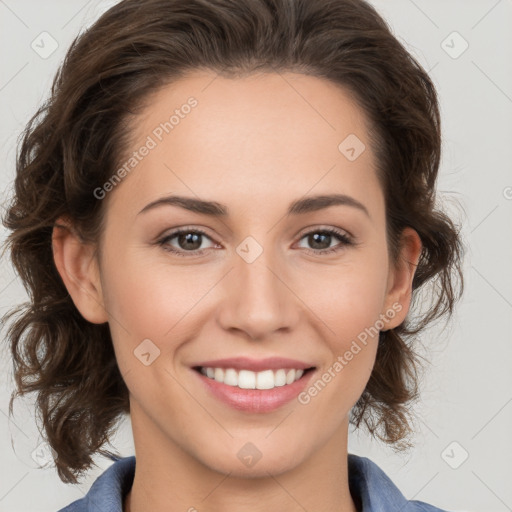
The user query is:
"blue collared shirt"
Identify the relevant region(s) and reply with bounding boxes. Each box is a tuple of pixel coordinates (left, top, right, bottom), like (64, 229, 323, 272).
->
(57, 454, 450, 511)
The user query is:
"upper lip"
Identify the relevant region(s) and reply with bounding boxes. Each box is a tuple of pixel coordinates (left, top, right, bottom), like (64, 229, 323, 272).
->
(192, 357, 315, 372)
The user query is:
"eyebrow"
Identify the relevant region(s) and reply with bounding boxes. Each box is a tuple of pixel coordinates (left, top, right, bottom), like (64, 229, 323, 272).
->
(137, 193, 370, 218)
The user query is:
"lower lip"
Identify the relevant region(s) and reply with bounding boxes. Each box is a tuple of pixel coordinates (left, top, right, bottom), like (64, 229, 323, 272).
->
(193, 368, 316, 413)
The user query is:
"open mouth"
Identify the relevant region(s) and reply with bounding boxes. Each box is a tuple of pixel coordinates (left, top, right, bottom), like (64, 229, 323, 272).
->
(192, 366, 316, 390)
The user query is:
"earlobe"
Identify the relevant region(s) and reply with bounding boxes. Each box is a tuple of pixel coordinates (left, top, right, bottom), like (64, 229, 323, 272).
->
(52, 216, 108, 324)
(382, 227, 423, 330)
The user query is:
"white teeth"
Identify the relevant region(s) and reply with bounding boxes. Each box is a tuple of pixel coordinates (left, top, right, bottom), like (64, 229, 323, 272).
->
(224, 368, 238, 386)
(256, 369, 274, 389)
(199, 367, 307, 389)
(239, 369, 256, 389)
(214, 368, 224, 382)
(274, 369, 287, 386)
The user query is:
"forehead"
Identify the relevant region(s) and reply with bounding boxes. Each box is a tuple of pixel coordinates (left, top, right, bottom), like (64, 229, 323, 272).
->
(110, 70, 381, 218)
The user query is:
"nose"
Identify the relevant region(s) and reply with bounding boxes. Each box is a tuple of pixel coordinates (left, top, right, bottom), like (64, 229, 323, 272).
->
(216, 245, 300, 341)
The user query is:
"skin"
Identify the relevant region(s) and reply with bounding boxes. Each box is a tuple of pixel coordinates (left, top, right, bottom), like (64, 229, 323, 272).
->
(52, 71, 422, 512)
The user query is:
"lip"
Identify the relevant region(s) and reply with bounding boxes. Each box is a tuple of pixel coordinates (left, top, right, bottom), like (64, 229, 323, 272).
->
(191, 356, 315, 372)
(192, 365, 317, 413)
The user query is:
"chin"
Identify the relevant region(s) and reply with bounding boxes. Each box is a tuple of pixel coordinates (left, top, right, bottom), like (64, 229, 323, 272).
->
(196, 440, 308, 479)
(208, 458, 299, 479)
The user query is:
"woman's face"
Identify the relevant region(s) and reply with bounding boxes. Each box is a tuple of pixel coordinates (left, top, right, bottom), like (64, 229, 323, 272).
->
(64, 71, 420, 476)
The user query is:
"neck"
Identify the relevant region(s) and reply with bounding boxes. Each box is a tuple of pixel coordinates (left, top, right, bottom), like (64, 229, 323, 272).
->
(124, 405, 358, 512)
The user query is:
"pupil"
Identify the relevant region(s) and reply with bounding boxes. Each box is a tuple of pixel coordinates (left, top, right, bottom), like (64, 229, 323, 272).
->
(310, 233, 330, 249)
(180, 232, 201, 250)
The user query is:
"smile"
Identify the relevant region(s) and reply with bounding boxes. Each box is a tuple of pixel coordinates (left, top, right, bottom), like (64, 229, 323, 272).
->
(197, 366, 309, 390)
(192, 360, 317, 413)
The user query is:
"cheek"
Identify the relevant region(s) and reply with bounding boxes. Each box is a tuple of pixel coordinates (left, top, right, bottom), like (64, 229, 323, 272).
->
(300, 248, 389, 344)
(101, 240, 202, 333)
(297, 247, 389, 394)
(99, 242, 223, 377)
(297, 270, 386, 420)
(313, 277, 383, 386)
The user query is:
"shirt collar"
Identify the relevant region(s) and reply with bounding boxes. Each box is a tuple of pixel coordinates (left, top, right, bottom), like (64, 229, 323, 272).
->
(348, 453, 410, 511)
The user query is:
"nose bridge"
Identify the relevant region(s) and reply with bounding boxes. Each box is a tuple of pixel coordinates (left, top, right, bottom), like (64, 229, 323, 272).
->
(217, 235, 298, 340)
(240, 243, 282, 302)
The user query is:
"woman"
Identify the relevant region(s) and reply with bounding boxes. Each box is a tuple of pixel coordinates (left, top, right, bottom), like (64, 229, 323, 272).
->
(2, 0, 464, 510)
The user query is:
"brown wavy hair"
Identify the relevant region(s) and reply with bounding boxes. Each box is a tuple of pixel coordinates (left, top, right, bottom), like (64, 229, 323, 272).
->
(1, 0, 464, 484)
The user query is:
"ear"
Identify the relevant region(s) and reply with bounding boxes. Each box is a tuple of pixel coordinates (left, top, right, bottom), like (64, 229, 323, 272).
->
(52, 216, 108, 324)
(381, 227, 423, 330)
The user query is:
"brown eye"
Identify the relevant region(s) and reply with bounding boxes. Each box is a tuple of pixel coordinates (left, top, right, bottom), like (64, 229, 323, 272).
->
(157, 228, 216, 256)
(296, 228, 353, 255)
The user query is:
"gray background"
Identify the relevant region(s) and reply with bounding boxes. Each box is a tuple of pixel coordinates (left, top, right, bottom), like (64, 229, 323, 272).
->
(0, 1, 511, 511)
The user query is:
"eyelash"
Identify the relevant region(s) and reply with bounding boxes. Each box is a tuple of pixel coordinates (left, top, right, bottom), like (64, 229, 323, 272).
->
(156, 226, 354, 257)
